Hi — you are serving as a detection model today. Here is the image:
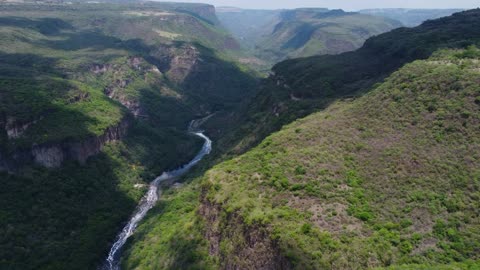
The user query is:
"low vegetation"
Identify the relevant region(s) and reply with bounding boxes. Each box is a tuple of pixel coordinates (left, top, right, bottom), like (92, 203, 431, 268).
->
(122, 48, 480, 269)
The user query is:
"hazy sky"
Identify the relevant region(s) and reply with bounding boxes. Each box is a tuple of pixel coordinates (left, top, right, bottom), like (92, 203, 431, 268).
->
(157, 0, 479, 10)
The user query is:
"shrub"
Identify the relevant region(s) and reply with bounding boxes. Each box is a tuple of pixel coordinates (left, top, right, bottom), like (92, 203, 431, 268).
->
(301, 223, 312, 234)
(356, 211, 374, 222)
(399, 240, 414, 254)
(295, 166, 307, 175)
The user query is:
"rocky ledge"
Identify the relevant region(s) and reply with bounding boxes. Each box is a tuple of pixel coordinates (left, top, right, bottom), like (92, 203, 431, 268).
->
(0, 117, 131, 172)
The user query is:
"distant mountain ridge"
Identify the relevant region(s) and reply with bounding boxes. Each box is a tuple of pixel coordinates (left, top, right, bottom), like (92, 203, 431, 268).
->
(0, 0, 220, 24)
(217, 7, 401, 66)
(360, 8, 464, 27)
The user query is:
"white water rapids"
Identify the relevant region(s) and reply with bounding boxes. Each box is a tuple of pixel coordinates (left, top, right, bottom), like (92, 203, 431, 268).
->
(103, 121, 212, 270)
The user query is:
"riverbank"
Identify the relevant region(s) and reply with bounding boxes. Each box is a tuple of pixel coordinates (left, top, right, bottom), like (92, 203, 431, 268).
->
(104, 121, 212, 270)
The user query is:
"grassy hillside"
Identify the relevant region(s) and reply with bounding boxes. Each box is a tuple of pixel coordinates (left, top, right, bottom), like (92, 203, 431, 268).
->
(0, 2, 257, 269)
(121, 48, 480, 269)
(218, 8, 401, 67)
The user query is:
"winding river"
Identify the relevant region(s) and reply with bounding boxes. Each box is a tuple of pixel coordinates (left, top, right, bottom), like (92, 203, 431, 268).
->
(103, 120, 212, 270)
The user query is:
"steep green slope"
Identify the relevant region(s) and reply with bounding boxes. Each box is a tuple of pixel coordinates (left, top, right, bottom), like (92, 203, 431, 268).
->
(359, 9, 463, 27)
(0, 3, 255, 146)
(209, 9, 480, 159)
(272, 9, 480, 100)
(217, 8, 401, 66)
(201, 49, 480, 268)
(121, 179, 215, 270)
(0, 2, 256, 269)
(0, 129, 201, 270)
(122, 48, 480, 269)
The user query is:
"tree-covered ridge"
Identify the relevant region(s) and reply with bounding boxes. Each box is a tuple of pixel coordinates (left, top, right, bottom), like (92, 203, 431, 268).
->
(202, 48, 480, 268)
(123, 48, 480, 269)
(210, 9, 480, 160)
(274, 9, 480, 99)
(359, 9, 463, 27)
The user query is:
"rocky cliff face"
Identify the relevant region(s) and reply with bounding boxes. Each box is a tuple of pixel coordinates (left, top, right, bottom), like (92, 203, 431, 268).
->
(0, 117, 130, 172)
(90, 56, 166, 118)
(164, 45, 200, 84)
(199, 194, 291, 270)
(5, 117, 40, 139)
(177, 4, 219, 25)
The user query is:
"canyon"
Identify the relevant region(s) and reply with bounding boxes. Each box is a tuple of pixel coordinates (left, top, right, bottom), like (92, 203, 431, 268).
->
(1, 2, 479, 270)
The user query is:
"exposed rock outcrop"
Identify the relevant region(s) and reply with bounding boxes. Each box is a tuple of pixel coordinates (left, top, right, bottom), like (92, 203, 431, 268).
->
(91, 57, 154, 117)
(175, 4, 219, 25)
(0, 117, 131, 172)
(103, 80, 145, 117)
(152, 44, 200, 84)
(5, 117, 38, 139)
(199, 194, 291, 270)
(91, 63, 113, 74)
(1, 112, 54, 141)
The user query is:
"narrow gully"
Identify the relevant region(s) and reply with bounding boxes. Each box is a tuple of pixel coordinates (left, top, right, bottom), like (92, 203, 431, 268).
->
(103, 119, 212, 270)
